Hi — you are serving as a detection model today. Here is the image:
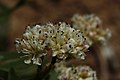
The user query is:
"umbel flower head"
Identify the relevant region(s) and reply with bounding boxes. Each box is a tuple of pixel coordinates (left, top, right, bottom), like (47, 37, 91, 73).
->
(71, 14, 111, 45)
(15, 22, 89, 65)
(55, 62, 97, 80)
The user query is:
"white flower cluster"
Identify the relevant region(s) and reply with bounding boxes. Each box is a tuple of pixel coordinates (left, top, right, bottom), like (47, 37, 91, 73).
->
(55, 62, 97, 80)
(72, 14, 111, 45)
(15, 22, 89, 65)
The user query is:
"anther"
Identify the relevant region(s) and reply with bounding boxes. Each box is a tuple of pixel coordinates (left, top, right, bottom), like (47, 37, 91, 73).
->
(39, 30, 41, 34)
(69, 44, 72, 48)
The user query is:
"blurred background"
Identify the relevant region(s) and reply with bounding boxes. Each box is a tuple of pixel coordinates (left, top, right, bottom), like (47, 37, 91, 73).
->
(0, 0, 120, 80)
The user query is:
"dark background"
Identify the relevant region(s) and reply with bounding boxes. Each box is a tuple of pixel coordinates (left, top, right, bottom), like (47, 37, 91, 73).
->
(0, 0, 120, 80)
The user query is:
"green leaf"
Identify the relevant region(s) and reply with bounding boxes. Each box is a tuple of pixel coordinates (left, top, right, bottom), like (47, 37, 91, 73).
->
(0, 5, 11, 51)
(0, 52, 38, 80)
(8, 68, 20, 80)
(49, 70, 58, 80)
(0, 69, 8, 80)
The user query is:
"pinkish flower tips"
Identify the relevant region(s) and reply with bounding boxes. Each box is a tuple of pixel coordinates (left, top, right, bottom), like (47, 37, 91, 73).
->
(72, 14, 111, 45)
(15, 22, 90, 65)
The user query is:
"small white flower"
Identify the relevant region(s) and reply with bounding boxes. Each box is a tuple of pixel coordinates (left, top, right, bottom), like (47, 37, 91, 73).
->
(15, 22, 89, 65)
(72, 14, 111, 45)
(55, 62, 97, 80)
